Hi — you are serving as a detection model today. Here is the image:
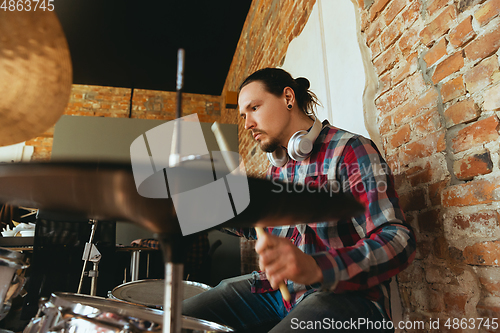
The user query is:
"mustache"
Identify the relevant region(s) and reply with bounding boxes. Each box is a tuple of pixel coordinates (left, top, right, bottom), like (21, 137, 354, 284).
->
(252, 129, 267, 135)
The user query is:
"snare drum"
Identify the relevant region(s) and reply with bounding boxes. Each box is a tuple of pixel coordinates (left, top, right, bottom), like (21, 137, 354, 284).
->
(109, 279, 211, 309)
(24, 292, 233, 333)
(0, 247, 28, 320)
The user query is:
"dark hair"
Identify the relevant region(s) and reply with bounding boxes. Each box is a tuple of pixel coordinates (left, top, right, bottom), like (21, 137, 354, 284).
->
(239, 68, 320, 116)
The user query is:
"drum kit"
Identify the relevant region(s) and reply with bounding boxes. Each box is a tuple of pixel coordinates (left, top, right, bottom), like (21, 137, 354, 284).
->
(0, 10, 365, 333)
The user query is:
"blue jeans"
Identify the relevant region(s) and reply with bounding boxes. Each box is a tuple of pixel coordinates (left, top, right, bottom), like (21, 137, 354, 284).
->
(182, 274, 394, 332)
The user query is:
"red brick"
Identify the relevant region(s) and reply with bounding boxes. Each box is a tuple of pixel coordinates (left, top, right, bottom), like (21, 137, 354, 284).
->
(378, 71, 391, 95)
(400, 130, 446, 165)
(370, 39, 383, 58)
(441, 75, 466, 103)
(452, 115, 500, 152)
(428, 0, 450, 17)
(464, 24, 500, 62)
(432, 52, 465, 84)
(366, 17, 384, 46)
(484, 83, 500, 110)
(377, 74, 427, 116)
(389, 123, 411, 149)
(463, 241, 500, 265)
(413, 109, 443, 136)
(394, 88, 439, 124)
(449, 16, 476, 47)
(360, 10, 370, 32)
(381, 16, 404, 49)
(420, 6, 458, 46)
(373, 47, 398, 75)
(454, 150, 493, 180)
(399, 26, 419, 55)
(406, 162, 433, 186)
(402, 0, 421, 28)
(424, 38, 448, 67)
(444, 292, 469, 315)
(379, 115, 393, 135)
(418, 209, 441, 233)
(384, 0, 406, 25)
(452, 210, 498, 230)
(442, 176, 500, 207)
(392, 52, 418, 85)
(399, 188, 427, 212)
(475, 0, 500, 26)
(480, 278, 500, 296)
(429, 178, 449, 206)
(444, 99, 480, 127)
(463, 55, 500, 93)
(369, 0, 392, 21)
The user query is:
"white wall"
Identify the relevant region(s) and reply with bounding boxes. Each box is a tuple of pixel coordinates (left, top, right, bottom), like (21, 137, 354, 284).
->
(281, 0, 369, 139)
(0, 142, 33, 163)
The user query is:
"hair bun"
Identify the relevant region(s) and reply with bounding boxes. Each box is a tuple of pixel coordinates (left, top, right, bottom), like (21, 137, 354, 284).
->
(295, 77, 310, 89)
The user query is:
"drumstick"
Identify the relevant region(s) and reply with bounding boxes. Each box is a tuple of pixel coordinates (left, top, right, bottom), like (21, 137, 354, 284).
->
(255, 226, 291, 302)
(211, 123, 291, 302)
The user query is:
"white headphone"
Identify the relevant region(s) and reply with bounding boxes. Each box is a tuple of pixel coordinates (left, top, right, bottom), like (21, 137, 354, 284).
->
(267, 115, 322, 167)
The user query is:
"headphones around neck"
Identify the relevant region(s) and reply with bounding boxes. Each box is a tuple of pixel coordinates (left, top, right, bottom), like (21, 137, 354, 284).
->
(267, 115, 322, 167)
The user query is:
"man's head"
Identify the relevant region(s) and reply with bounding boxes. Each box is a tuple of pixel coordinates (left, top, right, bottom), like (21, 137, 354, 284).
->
(238, 68, 318, 152)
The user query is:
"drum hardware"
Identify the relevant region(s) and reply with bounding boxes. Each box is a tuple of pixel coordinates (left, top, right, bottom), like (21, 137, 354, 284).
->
(24, 292, 234, 333)
(0, 247, 29, 321)
(77, 219, 102, 296)
(130, 250, 141, 282)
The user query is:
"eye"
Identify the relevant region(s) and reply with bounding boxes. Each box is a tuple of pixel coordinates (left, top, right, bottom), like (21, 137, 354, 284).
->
(252, 105, 259, 111)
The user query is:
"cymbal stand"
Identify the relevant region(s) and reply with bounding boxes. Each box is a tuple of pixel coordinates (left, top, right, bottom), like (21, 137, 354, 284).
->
(159, 234, 183, 333)
(77, 219, 102, 296)
(160, 48, 185, 333)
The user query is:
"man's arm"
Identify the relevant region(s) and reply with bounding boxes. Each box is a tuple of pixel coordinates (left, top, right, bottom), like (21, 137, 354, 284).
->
(311, 137, 416, 291)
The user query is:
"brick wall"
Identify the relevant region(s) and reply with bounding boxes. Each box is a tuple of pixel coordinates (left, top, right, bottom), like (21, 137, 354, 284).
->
(223, 0, 500, 325)
(360, 0, 500, 324)
(27, 84, 222, 160)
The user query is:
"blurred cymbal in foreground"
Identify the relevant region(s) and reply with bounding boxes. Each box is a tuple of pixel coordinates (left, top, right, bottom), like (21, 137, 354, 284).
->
(0, 11, 72, 146)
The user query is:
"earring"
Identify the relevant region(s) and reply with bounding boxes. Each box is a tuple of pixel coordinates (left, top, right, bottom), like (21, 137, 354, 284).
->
(287, 104, 292, 109)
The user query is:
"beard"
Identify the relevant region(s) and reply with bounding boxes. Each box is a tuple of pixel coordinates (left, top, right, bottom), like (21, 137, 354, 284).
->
(260, 136, 281, 152)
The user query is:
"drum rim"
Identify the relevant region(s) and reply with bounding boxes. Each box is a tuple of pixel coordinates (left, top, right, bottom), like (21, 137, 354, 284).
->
(111, 279, 212, 294)
(110, 279, 212, 309)
(51, 292, 164, 323)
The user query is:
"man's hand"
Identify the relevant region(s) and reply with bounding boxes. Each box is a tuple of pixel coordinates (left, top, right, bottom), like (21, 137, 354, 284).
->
(255, 231, 323, 289)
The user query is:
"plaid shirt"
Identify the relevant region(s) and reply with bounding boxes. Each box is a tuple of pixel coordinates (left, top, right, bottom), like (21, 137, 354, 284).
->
(230, 121, 416, 318)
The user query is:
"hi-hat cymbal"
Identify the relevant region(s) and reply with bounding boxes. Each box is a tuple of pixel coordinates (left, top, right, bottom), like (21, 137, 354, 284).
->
(0, 11, 72, 146)
(0, 162, 365, 234)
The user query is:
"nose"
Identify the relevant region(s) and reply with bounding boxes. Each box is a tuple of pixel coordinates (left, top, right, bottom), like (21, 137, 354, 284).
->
(244, 115, 255, 130)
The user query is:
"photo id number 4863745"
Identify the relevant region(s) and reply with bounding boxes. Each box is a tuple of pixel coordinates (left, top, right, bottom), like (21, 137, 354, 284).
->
(1, 0, 54, 11)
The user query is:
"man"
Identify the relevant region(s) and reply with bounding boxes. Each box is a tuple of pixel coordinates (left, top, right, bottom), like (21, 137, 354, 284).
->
(183, 68, 416, 332)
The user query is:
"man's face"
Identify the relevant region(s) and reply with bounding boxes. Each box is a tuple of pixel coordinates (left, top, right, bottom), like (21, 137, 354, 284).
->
(238, 81, 290, 152)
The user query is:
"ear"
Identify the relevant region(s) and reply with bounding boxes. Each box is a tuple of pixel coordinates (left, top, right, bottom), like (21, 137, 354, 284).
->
(283, 87, 295, 107)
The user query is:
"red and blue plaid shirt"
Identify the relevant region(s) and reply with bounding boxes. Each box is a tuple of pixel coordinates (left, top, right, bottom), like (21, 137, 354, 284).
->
(230, 121, 416, 318)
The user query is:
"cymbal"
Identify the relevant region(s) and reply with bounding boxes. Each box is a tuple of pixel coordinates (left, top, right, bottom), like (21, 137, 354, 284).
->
(0, 11, 72, 146)
(0, 162, 365, 234)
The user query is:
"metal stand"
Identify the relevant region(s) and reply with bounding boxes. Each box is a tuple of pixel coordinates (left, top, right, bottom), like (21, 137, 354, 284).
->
(159, 234, 184, 333)
(130, 250, 141, 282)
(77, 219, 102, 296)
